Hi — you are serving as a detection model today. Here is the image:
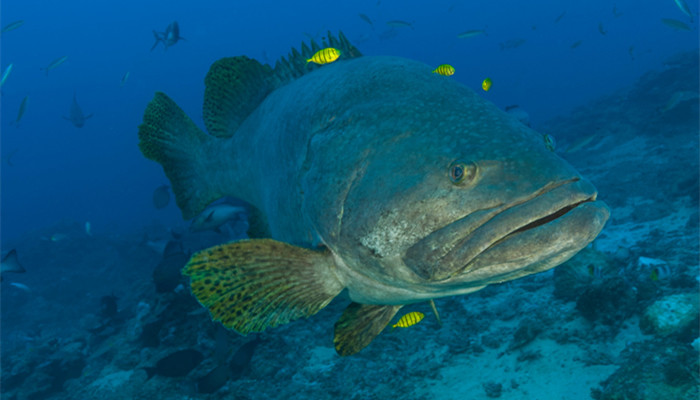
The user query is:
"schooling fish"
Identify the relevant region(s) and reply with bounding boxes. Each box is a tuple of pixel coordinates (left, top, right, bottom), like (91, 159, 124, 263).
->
(63, 92, 93, 128)
(432, 64, 455, 76)
(138, 31, 609, 356)
(392, 312, 424, 328)
(41, 56, 68, 76)
(307, 48, 341, 65)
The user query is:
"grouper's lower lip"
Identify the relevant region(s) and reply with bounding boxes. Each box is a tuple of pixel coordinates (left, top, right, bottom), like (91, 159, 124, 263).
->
(444, 178, 607, 279)
(404, 178, 608, 281)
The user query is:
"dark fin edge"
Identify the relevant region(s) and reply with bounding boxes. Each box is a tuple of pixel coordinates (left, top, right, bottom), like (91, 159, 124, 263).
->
(334, 303, 402, 356)
(183, 239, 343, 335)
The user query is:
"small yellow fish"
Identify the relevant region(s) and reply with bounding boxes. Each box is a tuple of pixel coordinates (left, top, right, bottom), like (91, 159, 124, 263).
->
(392, 311, 424, 328)
(482, 77, 492, 91)
(432, 64, 454, 76)
(306, 48, 341, 65)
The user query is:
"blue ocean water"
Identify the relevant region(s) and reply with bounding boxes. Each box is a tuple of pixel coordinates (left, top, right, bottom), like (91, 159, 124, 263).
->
(1, 0, 698, 399)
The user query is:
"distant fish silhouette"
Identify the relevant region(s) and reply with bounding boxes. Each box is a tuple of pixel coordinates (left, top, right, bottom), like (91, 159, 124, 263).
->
(15, 96, 28, 125)
(1, 249, 26, 279)
(190, 203, 246, 233)
(41, 55, 68, 76)
(197, 335, 262, 394)
(143, 349, 204, 380)
(63, 92, 93, 128)
(1, 20, 24, 34)
(151, 21, 185, 51)
(152, 185, 170, 209)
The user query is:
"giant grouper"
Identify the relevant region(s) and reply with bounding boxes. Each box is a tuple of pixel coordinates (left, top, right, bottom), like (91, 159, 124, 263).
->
(138, 32, 609, 356)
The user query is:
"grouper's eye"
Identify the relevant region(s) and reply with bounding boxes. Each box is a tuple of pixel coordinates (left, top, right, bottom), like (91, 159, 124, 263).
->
(448, 160, 478, 185)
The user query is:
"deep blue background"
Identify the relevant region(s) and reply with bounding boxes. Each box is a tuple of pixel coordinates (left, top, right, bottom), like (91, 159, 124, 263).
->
(1, 0, 697, 245)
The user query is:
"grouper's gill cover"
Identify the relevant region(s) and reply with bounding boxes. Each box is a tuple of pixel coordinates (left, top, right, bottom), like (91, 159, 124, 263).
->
(138, 32, 609, 356)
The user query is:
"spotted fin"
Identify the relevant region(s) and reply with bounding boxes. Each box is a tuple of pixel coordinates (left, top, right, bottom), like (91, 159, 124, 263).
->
(138, 92, 221, 219)
(334, 303, 402, 356)
(183, 239, 344, 334)
(203, 56, 276, 138)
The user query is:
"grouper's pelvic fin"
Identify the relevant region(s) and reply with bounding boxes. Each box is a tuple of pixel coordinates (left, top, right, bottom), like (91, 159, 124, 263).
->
(183, 239, 344, 334)
(138, 92, 222, 219)
(334, 303, 402, 356)
(201, 31, 361, 139)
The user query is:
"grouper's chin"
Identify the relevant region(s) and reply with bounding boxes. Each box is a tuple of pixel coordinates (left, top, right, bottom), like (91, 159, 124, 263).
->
(403, 178, 610, 284)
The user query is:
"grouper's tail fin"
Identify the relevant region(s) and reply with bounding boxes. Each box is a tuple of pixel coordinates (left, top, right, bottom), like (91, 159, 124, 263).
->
(138, 92, 221, 219)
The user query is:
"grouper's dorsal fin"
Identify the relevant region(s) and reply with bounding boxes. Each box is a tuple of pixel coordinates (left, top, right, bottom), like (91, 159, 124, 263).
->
(203, 56, 276, 138)
(202, 32, 360, 139)
(273, 31, 362, 86)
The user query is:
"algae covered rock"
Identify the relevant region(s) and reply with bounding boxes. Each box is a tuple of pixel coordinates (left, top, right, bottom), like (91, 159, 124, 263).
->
(591, 339, 699, 400)
(640, 293, 699, 337)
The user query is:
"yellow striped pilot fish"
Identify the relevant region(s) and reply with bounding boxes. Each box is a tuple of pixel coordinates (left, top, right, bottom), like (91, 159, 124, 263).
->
(307, 48, 341, 65)
(392, 311, 424, 328)
(432, 64, 455, 76)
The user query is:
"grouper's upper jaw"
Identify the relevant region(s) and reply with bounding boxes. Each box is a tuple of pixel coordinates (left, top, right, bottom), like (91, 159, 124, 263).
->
(403, 177, 609, 284)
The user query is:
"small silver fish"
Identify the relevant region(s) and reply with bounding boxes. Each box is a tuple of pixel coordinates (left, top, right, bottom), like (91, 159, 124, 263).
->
(386, 20, 413, 29)
(41, 56, 68, 75)
(457, 29, 486, 39)
(359, 13, 373, 27)
(673, 0, 693, 21)
(661, 18, 692, 31)
(10, 282, 31, 292)
(120, 71, 130, 87)
(1, 20, 24, 34)
(1, 63, 13, 87)
(15, 96, 28, 124)
(190, 204, 246, 232)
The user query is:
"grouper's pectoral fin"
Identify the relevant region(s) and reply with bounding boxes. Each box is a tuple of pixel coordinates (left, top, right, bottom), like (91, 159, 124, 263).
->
(183, 239, 344, 334)
(334, 303, 402, 356)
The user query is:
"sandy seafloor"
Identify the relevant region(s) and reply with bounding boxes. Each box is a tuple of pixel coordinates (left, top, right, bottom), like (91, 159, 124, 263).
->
(1, 51, 698, 400)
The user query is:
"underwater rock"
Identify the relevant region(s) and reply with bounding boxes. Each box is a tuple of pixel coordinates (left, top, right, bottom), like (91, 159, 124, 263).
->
(482, 381, 503, 398)
(575, 277, 637, 326)
(507, 317, 542, 351)
(591, 339, 699, 400)
(640, 292, 699, 337)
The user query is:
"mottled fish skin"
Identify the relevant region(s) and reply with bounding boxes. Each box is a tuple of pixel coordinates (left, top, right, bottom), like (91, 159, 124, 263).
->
(211, 56, 609, 305)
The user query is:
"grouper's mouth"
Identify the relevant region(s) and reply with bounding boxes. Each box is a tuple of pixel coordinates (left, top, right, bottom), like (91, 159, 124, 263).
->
(403, 178, 610, 282)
